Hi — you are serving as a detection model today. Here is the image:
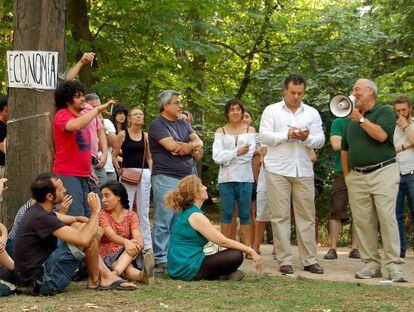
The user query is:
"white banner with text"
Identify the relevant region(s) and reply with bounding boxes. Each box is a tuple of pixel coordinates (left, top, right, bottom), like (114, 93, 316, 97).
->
(7, 51, 58, 90)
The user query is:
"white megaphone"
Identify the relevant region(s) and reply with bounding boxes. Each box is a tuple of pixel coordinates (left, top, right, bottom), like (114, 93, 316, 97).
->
(329, 94, 356, 117)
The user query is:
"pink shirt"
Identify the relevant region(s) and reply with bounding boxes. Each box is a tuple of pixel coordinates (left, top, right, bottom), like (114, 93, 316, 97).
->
(52, 109, 91, 177)
(81, 103, 103, 158)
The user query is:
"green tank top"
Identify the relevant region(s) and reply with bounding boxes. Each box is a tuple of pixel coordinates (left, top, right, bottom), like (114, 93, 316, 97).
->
(167, 205, 208, 281)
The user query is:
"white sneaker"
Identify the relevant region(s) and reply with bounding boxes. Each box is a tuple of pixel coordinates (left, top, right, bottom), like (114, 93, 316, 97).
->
(388, 271, 408, 282)
(355, 266, 382, 279)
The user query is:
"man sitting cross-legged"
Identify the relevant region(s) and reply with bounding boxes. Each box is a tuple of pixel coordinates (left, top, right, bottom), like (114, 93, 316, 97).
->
(13, 173, 135, 295)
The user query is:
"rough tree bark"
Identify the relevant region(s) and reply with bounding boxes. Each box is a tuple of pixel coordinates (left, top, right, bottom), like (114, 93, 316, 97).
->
(2, 0, 66, 227)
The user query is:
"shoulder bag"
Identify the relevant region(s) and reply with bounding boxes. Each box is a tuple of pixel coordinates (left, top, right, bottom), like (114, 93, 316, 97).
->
(120, 132, 147, 186)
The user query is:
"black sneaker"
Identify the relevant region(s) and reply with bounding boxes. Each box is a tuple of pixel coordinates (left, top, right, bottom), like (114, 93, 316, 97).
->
(349, 249, 360, 259)
(218, 270, 245, 281)
(324, 248, 337, 260)
(154, 262, 167, 275)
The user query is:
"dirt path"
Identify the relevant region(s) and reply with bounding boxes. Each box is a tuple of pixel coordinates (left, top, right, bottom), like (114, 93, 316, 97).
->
(241, 245, 414, 287)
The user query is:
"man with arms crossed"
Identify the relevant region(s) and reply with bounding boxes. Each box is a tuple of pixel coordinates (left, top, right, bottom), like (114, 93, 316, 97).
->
(342, 79, 406, 281)
(149, 90, 203, 271)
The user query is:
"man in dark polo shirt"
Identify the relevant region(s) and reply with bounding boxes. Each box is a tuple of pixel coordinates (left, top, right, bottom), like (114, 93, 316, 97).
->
(341, 78, 406, 282)
(149, 90, 203, 271)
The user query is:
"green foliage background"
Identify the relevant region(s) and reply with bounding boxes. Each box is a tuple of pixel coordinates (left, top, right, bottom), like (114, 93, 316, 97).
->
(1, 0, 413, 236)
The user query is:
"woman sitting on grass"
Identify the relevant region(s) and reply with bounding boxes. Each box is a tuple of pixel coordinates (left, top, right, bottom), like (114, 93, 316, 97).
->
(166, 175, 263, 281)
(98, 181, 155, 284)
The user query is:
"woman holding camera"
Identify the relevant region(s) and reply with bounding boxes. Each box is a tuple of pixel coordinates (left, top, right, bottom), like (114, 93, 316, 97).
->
(212, 99, 256, 247)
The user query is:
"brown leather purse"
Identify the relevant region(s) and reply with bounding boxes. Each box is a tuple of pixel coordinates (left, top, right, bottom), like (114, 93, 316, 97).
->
(120, 133, 146, 186)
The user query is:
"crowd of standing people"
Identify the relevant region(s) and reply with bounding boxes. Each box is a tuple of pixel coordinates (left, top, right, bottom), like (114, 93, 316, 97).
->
(0, 53, 413, 297)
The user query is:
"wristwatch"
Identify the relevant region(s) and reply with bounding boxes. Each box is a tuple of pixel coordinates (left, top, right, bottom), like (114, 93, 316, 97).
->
(359, 117, 365, 124)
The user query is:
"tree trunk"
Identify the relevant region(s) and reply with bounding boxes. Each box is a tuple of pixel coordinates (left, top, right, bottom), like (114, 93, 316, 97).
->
(68, 0, 95, 89)
(2, 0, 66, 227)
(236, 0, 276, 99)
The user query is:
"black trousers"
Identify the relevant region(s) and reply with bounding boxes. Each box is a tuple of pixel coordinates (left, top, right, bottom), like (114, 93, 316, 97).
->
(192, 249, 243, 281)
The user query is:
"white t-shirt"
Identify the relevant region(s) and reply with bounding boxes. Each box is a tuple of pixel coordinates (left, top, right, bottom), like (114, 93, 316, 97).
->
(103, 118, 116, 173)
(394, 118, 414, 174)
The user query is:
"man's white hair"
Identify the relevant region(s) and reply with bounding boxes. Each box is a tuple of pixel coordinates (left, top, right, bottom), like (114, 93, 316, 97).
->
(359, 78, 378, 97)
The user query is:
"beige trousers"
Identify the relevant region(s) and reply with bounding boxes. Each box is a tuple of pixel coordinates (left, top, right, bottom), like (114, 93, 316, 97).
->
(266, 171, 318, 266)
(345, 163, 404, 272)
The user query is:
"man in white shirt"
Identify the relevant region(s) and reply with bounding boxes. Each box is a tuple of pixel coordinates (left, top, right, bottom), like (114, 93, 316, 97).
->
(102, 117, 119, 182)
(259, 74, 325, 275)
(393, 96, 414, 259)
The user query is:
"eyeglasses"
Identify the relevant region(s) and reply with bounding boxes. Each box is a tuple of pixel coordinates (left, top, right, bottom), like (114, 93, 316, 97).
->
(169, 100, 182, 106)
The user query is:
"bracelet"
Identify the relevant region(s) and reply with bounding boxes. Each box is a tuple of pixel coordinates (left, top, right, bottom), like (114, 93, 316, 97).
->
(403, 125, 409, 131)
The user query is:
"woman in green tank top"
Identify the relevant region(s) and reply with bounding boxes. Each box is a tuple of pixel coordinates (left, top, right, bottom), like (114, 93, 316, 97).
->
(166, 175, 263, 281)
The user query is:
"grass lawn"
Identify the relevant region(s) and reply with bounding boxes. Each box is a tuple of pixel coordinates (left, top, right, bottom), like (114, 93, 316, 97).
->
(2, 274, 413, 311)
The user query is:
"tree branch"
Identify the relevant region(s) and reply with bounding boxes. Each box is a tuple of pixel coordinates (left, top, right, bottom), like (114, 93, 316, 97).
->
(209, 40, 246, 59)
(92, 19, 110, 40)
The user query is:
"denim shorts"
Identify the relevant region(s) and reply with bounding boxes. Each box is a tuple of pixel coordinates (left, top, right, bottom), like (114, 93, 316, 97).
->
(34, 240, 83, 296)
(219, 182, 253, 224)
(102, 247, 144, 271)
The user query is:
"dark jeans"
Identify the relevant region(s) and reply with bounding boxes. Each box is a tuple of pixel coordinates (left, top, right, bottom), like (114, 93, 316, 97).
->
(396, 173, 414, 256)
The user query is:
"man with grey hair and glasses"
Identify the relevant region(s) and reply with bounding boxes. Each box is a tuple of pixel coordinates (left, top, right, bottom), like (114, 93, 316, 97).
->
(148, 90, 203, 272)
(341, 78, 406, 282)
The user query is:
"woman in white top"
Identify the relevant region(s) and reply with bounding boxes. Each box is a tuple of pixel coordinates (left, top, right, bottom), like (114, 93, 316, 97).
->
(212, 99, 256, 247)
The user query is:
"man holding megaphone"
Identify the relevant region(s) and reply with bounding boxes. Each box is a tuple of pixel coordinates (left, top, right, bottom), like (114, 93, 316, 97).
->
(341, 79, 406, 282)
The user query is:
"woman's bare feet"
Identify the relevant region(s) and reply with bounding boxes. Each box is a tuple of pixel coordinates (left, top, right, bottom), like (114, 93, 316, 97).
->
(100, 272, 136, 290)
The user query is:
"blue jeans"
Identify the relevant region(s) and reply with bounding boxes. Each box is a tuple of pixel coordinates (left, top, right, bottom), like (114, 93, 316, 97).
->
(396, 173, 414, 256)
(36, 240, 82, 295)
(152, 174, 179, 265)
(219, 182, 253, 224)
(60, 175, 93, 217)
